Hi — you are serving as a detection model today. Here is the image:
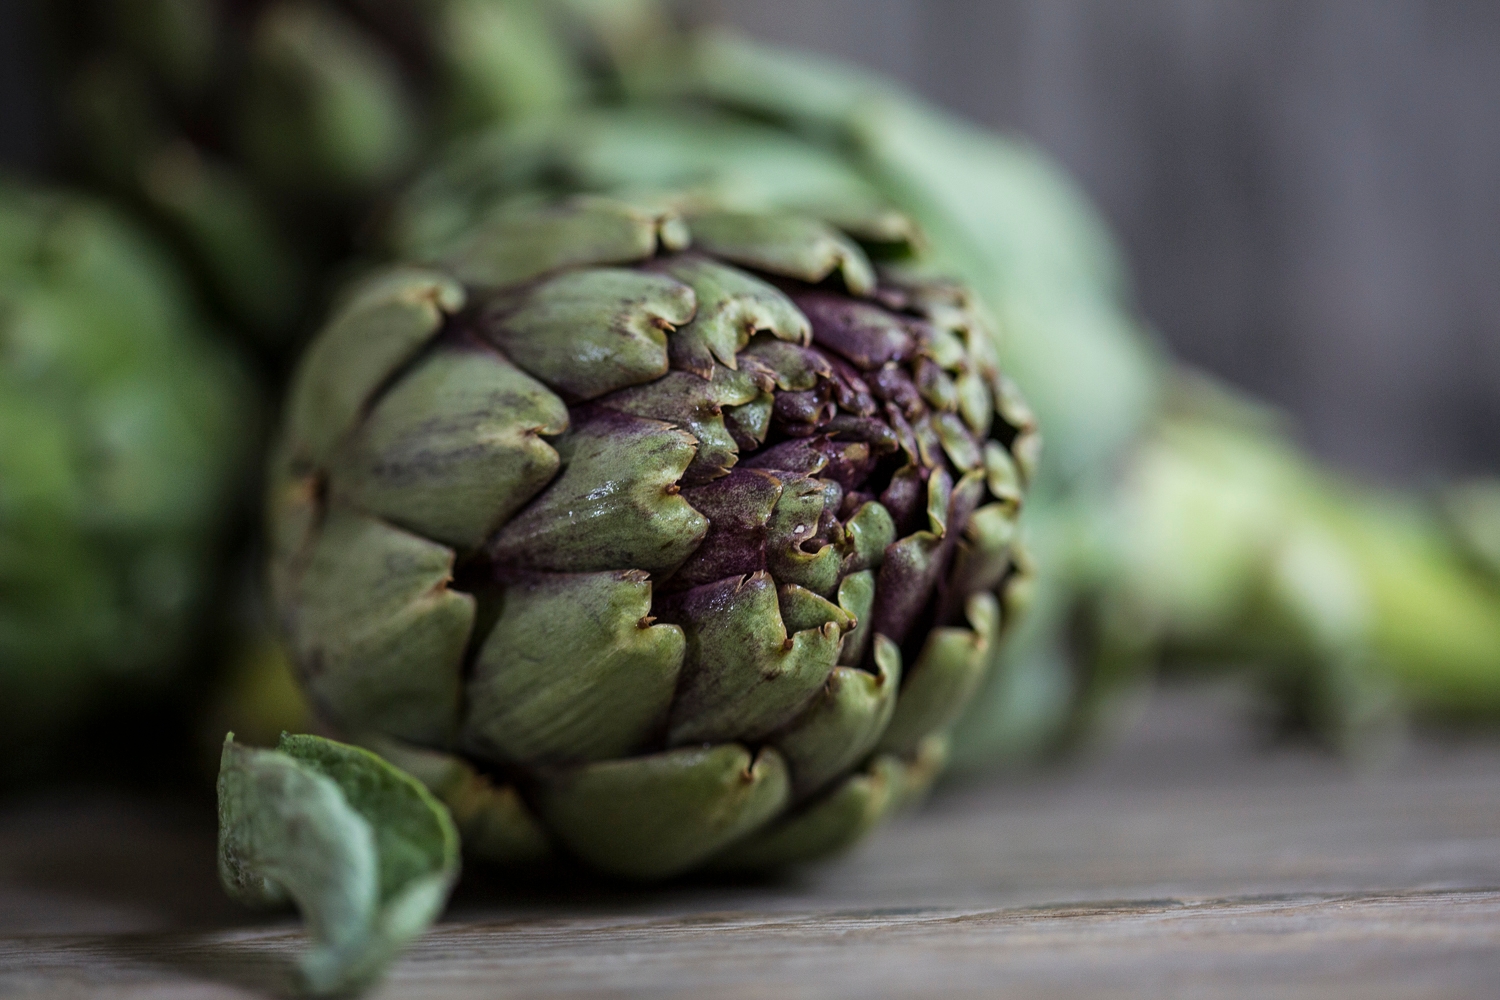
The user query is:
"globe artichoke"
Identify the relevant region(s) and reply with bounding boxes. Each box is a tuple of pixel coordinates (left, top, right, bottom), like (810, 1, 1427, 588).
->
(0, 182, 256, 774)
(265, 194, 1035, 880)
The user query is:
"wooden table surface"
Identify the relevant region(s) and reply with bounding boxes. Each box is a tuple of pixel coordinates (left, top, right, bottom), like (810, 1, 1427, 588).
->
(3, 685, 1499, 998)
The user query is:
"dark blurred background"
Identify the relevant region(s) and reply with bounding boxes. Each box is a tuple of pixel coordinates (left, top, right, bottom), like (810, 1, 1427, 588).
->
(5, 0, 1498, 483)
(712, 0, 1500, 485)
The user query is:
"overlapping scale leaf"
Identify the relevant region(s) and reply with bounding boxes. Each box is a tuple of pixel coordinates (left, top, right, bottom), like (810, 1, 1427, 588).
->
(879, 593, 1000, 756)
(774, 634, 903, 798)
(710, 755, 902, 872)
(463, 570, 684, 764)
(688, 211, 877, 296)
(283, 268, 464, 468)
(597, 368, 762, 484)
(656, 572, 851, 746)
(649, 254, 810, 377)
(431, 197, 688, 289)
(484, 409, 707, 577)
(535, 744, 790, 880)
(329, 341, 568, 551)
(360, 736, 551, 867)
(477, 267, 694, 401)
(284, 510, 474, 747)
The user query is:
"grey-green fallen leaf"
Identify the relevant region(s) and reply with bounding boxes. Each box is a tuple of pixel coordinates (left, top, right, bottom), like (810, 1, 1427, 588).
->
(217, 732, 460, 995)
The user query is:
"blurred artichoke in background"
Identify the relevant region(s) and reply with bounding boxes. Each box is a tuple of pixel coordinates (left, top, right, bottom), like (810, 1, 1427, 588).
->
(55, 0, 670, 348)
(1444, 479, 1500, 584)
(1085, 382, 1500, 753)
(0, 182, 257, 777)
(265, 193, 1034, 879)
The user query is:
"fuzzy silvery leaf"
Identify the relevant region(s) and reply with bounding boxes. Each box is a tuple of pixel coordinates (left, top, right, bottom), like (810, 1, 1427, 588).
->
(217, 733, 460, 995)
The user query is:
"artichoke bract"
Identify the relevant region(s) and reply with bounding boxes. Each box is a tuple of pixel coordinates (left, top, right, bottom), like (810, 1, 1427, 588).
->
(269, 196, 1036, 878)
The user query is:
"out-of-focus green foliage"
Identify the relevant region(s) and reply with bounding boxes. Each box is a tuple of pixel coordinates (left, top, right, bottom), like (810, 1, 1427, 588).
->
(56, 0, 671, 348)
(1444, 479, 1500, 583)
(1084, 378, 1500, 754)
(0, 183, 257, 773)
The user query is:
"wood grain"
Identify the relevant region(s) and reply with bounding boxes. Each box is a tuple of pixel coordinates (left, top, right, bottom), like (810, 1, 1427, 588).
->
(3, 687, 1499, 997)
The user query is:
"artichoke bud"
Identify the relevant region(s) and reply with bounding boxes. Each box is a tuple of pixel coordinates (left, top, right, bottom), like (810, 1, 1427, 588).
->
(271, 195, 1035, 878)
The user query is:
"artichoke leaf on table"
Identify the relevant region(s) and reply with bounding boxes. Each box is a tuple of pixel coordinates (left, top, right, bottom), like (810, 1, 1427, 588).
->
(218, 732, 460, 996)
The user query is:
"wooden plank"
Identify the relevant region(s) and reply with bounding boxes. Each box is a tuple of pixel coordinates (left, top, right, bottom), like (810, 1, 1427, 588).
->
(2, 687, 1499, 997)
(4, 889, 1498, 999)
